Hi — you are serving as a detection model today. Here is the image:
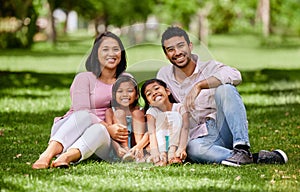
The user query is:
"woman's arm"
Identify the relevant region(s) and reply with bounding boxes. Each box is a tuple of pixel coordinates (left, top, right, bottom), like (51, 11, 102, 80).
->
(70, 73, 92, 111)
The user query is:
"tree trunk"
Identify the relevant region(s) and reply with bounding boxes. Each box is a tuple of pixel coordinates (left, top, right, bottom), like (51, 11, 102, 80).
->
(198, 3, 212, 46)
(45, 2, 56, 44)
(256, 0, 270, 37)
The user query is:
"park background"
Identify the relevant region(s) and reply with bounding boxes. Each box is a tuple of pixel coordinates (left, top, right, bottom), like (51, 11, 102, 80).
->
(1, 0, 300, 191)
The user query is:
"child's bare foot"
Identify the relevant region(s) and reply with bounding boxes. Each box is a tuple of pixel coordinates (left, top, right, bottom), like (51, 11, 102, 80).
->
(122, 151, 135, 162)
(168, 157, 182, 165)
(154, 160, 167, 166)
(135, 150, 145, 163)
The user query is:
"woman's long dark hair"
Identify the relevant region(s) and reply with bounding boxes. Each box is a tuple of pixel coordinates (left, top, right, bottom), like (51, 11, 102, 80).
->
(141, 78, 177, 112)
(85, 31, 127, 78)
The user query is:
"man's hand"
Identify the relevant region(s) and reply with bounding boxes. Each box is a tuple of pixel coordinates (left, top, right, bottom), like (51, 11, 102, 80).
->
(184, 84, 201, 110)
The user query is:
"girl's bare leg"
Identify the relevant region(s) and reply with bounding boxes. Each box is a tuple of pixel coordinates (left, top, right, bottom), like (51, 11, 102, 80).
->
(168, 146, 176, 160)
(114, 109, 128, 149)
(132, 109, 146, 144)
(32, 140, 63, 169)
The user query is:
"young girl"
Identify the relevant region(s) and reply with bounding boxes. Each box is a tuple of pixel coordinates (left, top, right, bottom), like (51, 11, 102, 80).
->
(141, 78, 189, 166)
(105, 75, 149, 162)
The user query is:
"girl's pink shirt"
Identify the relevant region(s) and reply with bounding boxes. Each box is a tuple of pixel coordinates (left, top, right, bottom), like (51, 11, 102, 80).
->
(54, 72, 113, 124)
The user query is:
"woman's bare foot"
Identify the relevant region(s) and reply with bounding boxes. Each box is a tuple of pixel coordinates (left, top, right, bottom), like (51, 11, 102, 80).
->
(51, 148, 81, 168)
(32, 141, 63, 169)
(51, 153, 71, 168)
(32, 155, 51, 169)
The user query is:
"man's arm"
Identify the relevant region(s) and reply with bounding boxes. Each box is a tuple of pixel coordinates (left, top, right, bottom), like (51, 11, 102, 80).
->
(185, 76, 221, 110)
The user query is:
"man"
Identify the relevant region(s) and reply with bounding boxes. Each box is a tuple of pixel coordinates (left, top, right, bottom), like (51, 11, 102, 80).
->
(157, 26, 287, 166)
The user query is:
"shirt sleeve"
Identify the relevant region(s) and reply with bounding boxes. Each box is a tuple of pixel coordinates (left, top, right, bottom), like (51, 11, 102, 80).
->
(146, 107, 159, 118)
(208, 61, 242, 85)
(70, 73, 92, 112)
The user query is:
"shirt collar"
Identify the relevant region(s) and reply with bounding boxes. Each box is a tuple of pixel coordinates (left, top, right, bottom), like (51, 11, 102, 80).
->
(191, 54, 200, 75)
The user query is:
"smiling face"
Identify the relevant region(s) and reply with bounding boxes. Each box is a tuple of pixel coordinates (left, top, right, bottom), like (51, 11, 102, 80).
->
(98, 37, 122, 70)
(163, 36, 193, 69)
(144, 82, 171, 108)
(115, 81, 137, 108)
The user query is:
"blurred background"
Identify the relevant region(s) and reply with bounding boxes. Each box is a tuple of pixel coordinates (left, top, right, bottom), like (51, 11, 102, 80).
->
(1, 0, 299, 49)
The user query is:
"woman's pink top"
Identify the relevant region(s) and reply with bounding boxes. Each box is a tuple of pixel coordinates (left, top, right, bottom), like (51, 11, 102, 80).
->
(54, 72, 113, 124)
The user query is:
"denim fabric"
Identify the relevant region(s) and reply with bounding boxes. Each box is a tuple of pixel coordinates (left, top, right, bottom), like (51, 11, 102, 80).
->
(187, 84, 250, 163)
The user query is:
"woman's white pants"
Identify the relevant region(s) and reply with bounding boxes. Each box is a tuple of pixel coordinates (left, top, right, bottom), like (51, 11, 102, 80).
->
(50, 110, 111, 162)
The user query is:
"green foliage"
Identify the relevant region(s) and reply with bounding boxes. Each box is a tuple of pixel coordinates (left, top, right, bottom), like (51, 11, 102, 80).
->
(104, 0, 154, 26)
(0, 0, 38, 48)
(154, 0, 199, 28)
(271, 0, 300, 36)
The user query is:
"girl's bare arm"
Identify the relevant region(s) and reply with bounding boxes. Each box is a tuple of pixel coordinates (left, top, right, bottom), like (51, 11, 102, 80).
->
(177, 111, 189, 160)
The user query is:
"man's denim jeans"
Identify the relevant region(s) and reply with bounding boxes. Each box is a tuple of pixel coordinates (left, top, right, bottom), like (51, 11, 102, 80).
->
(187, 84, 250, 163)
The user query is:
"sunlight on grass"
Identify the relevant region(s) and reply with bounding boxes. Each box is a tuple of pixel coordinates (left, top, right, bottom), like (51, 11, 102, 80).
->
(0, 88, 69, 113)
(239, 80, 300, 106)
(243, 94, 300, 106)
(2, 163, 299, 191)
(1, 34, 299, 192)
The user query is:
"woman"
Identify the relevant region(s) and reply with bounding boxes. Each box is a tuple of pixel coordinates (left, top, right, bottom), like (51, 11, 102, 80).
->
(32, 31, 130, 169)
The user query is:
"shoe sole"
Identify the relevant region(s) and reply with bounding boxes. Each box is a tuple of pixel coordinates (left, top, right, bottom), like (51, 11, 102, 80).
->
(221, 160, 241, 167)
(274, 149, 288, 163)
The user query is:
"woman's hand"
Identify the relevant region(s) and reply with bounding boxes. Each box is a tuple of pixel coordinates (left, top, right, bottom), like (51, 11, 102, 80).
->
(107, 123, 128, 143)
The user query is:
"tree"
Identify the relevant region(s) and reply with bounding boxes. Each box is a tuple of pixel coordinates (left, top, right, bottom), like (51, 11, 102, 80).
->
(0, 0, 38, 48)
(153, 0, 199, 28)
(256, 0, 270, 37)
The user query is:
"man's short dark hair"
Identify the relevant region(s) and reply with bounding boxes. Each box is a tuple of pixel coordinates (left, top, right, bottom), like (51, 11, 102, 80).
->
(161, 26, 191, 54)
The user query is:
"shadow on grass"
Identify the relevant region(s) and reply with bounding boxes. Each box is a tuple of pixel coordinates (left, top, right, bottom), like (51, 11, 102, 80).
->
(1, 68, 300, 92)
(242, 68, 300, 83)
(0, 36, 93, 57)
(0, 71, 75, 90)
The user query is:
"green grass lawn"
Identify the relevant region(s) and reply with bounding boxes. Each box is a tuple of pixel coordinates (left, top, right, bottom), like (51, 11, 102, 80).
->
(0, 33, 299, 191)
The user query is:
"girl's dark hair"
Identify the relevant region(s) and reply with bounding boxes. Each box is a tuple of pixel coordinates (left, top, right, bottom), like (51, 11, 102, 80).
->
(141, 78, 177, 112)
(85, 31, 127, 78)
(111, 75, 139, 108)
(161, 26, 191, 54)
